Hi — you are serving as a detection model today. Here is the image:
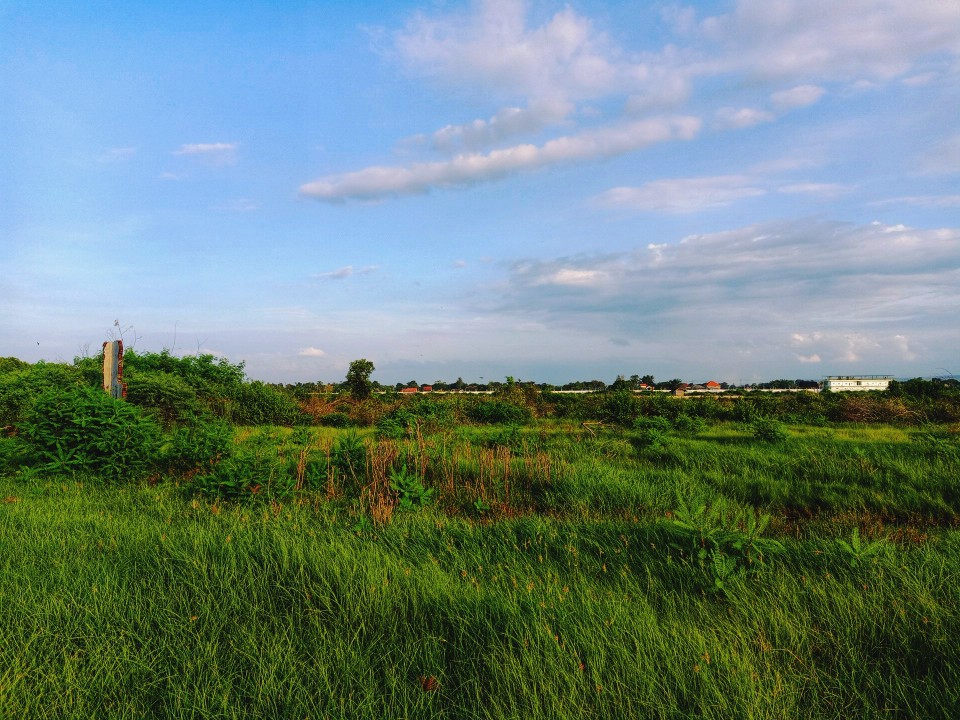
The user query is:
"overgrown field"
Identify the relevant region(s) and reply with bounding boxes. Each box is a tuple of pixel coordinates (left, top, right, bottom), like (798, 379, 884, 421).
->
(1, 354, 959, 718)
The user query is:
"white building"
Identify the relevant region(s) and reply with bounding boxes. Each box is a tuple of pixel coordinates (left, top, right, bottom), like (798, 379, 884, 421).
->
(822, 375, 893, 392)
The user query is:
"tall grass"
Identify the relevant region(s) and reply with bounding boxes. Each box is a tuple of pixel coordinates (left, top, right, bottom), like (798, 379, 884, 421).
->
(1, 481, 958, 717)
(1, 420, 958, 718)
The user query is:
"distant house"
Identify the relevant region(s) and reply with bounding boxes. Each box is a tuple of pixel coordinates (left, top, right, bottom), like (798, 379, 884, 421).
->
(400, 387, 418, 394)
(421, 385, 433, 393)
(705, 380, 721, 391)
(822, 375, 893, 392)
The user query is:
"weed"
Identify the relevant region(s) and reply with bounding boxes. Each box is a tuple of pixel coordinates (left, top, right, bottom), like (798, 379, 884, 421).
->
(835, 528, 886, 568)
(669, 497, 784, 595)
(389, 464, 436, 510)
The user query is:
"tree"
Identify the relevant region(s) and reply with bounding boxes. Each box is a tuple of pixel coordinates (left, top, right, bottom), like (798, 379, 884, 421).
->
(345, 359, 375, 399)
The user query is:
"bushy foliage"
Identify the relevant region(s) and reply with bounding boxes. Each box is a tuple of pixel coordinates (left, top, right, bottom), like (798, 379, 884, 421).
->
(319, 411, 355, 428)
(331, 432, 367, 485)
(125, 370, 203, 428)
(376, 396, 455, 438)
(466, 399, 532, 425)
(750, 416, 789, 443)
(162, 415, 233, 476)
(600, 390, 639, 427)
(191, 429, 292, 500)
(19, 387, 161, 482)
(0, 362, 88, 427)
(230, 381, 308, 426)
(672, 413, 707, 434)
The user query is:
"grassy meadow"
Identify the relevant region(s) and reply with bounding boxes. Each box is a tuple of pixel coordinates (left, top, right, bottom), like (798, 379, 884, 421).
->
(2, 412, 959, 719)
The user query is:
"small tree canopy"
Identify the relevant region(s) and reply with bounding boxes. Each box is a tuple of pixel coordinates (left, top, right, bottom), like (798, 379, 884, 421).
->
(346, 359, 375, 399)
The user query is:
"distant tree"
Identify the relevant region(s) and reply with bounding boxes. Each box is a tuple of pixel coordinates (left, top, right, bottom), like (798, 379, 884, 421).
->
(345, 359, 375, 399)
(609, 375, 630, 392)
(641, 374, 655, 387)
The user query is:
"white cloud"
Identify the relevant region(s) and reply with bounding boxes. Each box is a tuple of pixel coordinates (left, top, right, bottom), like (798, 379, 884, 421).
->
(700, 0, 960, 82)
(299, 347, 327, 357)
(393, 0, 663, 105)
(594, 175, 765, 213)
(429, 100, 572, 153)
(770, 85, 826, 111)
(314, 265, 379, 280)
(301, 116, 700, 201)
(173, 142, 238, 165)
(714, 106, 775, 129)
(488, 219, 960, 371)
(777, 182, 852, 198)
(871, 194, 960, 208)
(536, 269, 607, 287)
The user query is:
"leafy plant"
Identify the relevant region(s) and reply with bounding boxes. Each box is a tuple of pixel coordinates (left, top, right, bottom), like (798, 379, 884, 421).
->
(471, 497, 493, 517)
(331, 432, 367, 485)
(192, 430, 291, 500)
(633, 417, 672, 452)
(389, 464, 435, 510)
(162, 415, 233, 475)
(669, 497, 783, 595)
(835, 528, 886, 568)
(19, 387, 161, 482)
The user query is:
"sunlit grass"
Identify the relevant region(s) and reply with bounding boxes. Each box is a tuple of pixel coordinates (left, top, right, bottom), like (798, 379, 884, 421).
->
(1, 420, 958, 718)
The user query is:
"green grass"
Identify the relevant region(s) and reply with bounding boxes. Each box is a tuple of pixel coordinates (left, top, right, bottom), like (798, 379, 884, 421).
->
(1, 421, 959, 718)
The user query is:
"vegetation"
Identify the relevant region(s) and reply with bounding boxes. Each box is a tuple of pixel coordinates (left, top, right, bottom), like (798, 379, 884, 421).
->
(1, 354, 958, 718)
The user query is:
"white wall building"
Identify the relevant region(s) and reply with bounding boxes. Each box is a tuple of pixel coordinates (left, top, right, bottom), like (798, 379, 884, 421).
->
(822, 375, 893, 392)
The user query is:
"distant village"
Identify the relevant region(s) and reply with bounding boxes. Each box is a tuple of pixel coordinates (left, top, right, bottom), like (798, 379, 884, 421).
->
(280, 374, 900, 397)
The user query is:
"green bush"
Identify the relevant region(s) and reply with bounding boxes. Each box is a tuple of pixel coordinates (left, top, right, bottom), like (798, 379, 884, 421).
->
(750, 416, 789, 443)
(19, 387, 161, 482)
(600, 390, 639, 427)
(191, 430, 291, 500)
(0, 435, 31, 475)
(0, 362, 88, 427)
(466, 399, 531, 425)
(231, 381, 308, 426)
(162, 416, 233, 475)
(672, 413, 707, 435)
(125, 370, 203, 428)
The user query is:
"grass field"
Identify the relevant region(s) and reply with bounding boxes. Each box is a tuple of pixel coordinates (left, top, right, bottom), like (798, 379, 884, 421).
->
(1, 421, 959, 718)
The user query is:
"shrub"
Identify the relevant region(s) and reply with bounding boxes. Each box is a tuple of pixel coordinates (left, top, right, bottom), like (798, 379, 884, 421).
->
(191, 429, 291, 500)
(231, 381, 308, 426)
(633, 416, 673, 433)
(466, 399, 531, 425)
(0, 435, 31, 475)
(600, 390, 639, 427)
(19, 387, 161, 482)
(163, 415, 233, 475)
(672, 413, 707, 434)
(125, 370, 203, 428)
(0, 362, 87, 427)
(331, 432, 367, 485)
(319, 412, 355, 428)
(751, 417, 789, 443)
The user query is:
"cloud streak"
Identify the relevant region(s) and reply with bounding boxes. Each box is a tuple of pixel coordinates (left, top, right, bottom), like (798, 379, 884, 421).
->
(594, 175, 765, 214)
(301, 117, 700, 201)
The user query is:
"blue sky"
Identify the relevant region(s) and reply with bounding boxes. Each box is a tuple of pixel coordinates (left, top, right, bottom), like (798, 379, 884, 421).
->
(2, 0, 958, 385)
